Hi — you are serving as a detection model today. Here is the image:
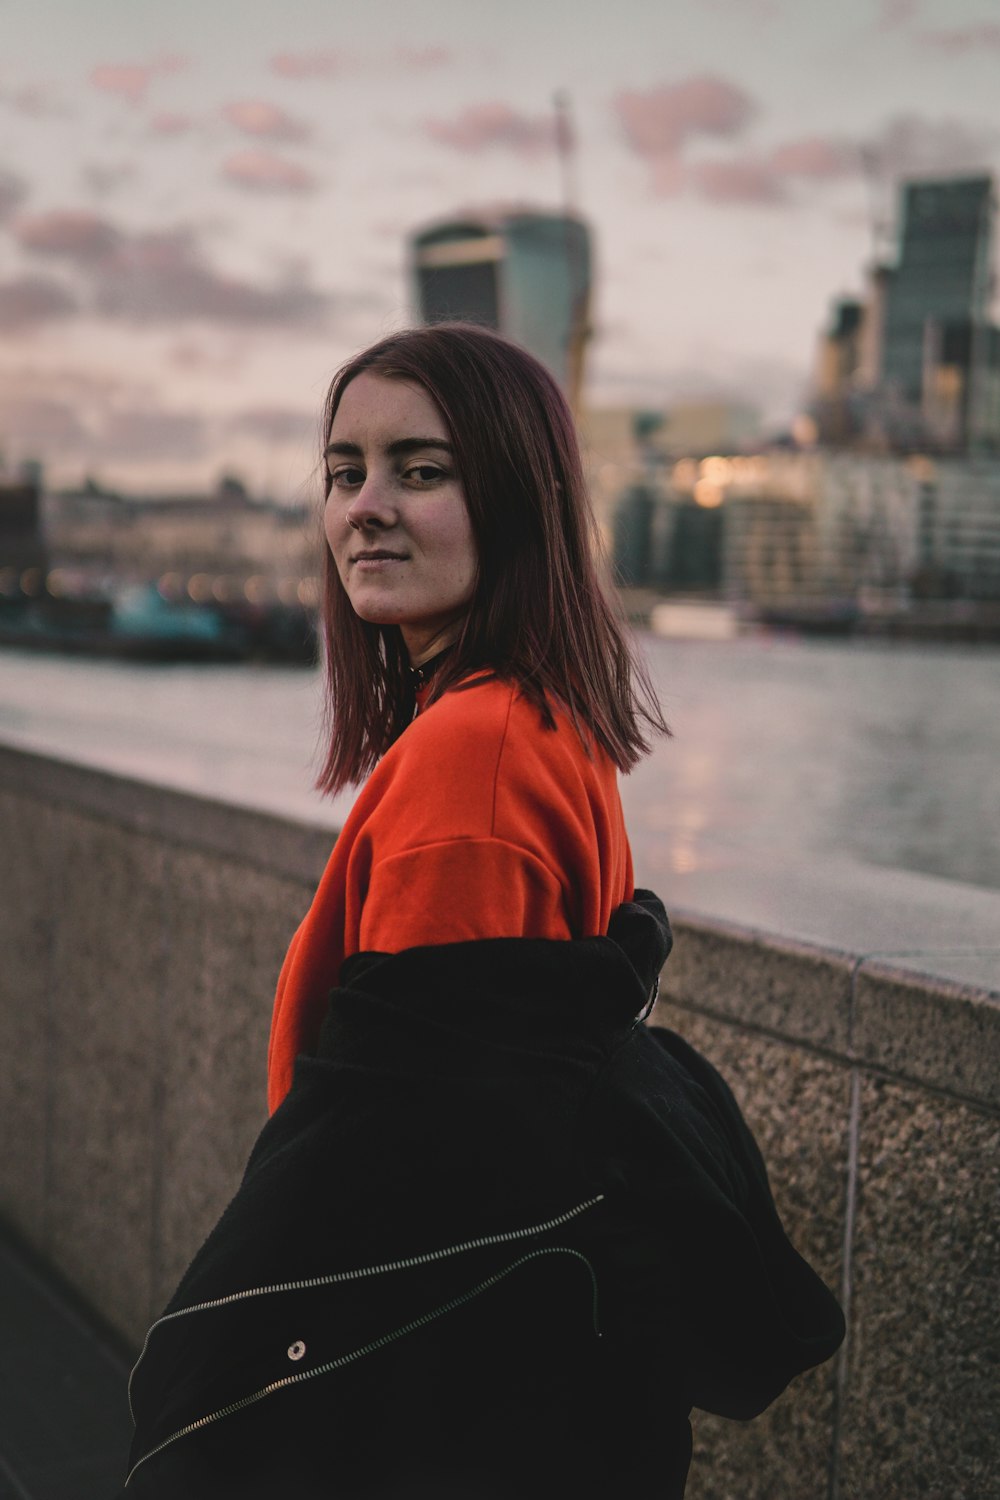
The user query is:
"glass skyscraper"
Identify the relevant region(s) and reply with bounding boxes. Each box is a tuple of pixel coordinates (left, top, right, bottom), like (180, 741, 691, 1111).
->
(881, 176, 995, 407)
(409, 211, 592, 406)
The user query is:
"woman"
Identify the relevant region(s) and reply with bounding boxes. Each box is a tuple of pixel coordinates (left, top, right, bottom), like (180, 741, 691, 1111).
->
(125, 325, 844, 1499)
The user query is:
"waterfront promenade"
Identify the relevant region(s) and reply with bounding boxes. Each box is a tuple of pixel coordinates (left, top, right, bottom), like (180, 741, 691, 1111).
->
(0, 739, 997, 1498)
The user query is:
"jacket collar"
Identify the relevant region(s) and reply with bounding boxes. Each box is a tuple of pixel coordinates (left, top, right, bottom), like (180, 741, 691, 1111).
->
(318, 890, 671, 1074)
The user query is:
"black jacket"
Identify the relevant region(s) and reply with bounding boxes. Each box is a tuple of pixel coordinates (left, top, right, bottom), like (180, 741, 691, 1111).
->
(124, 891, 844, 1498)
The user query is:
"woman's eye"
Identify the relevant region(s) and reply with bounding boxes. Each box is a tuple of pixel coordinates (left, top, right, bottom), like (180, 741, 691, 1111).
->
(330, 466, 364, 489)
(404, 464, 446, 485)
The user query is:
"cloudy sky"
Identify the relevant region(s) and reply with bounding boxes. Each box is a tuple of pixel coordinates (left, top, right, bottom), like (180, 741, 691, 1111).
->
(1, 0, 998, 496)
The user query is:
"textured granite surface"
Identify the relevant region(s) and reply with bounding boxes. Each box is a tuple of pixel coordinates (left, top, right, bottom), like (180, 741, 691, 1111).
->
(854, 959, 1000, 1107)
(664, 914, 855, 1054)
(0, 791, 53, 1247)
(836, 1077, 1000, 1500)
(652, 1000, 850, 1500)
(153, 845, 309, 1317)
(46, 808, 166, 1341)
(0, 779, 313, 1343)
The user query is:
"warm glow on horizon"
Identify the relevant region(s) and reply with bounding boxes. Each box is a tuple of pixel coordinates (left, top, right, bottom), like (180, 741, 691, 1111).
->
(693, 477, 724, 508)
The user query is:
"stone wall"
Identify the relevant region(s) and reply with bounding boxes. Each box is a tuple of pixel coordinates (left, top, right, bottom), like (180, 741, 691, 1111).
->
(0, 742, 996, 1500)
(657, 917, 999, 1500)
(0, 745, 325, 1338)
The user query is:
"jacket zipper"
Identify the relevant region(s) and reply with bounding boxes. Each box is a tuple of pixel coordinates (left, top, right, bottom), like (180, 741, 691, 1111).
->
(129, 1194, 604, 1422)
(125, 1241, 601, 1486)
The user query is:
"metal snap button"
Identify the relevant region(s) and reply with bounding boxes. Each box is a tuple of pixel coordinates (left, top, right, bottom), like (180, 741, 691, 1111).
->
(287, 1340, 307, 1361)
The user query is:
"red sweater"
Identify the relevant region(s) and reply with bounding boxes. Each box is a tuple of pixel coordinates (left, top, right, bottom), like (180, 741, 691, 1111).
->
(267, 674, 634, 1112)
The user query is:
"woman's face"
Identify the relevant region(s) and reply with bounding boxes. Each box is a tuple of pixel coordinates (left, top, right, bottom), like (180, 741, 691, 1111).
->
(324, 371, 477, 664)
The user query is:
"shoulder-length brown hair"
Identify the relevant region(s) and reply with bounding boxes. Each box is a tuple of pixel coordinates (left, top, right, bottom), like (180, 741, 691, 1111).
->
(316, 322, 668, 793)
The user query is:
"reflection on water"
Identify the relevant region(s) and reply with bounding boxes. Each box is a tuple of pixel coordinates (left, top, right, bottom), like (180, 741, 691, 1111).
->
(625, 634, 1000, 892)
(1, 634, 998, 891)
(642, 757, 716, 874)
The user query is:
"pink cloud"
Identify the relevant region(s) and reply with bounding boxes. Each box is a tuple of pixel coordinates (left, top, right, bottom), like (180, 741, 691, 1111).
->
(89, 64, 155, 105)
(648, 133, 858, 207)
(613, 80, 856, 205)
(396, 45, 454, 68)
(222, 101, 310, 142)
(0, 275, 77, 330)
(95, 227, 329, 326)
(615, 76, 756, 161)
(918, 22, 1000, 52)
(688, 155, 787, 206)
(14, 209, 120, 260)
(88, 55, 186, 106)
(645, 157, 687, 196)
(150, 111, 194, 136)
(12, 205, 331, 329)
(270, 50, 342, 79)
(221, 149, 317, 193)
(768, 136, 856, 179)
(425, 103, 560, 156)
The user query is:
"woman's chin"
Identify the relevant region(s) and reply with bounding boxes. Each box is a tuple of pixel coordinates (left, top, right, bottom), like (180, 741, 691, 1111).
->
(348, 598, 406, 628)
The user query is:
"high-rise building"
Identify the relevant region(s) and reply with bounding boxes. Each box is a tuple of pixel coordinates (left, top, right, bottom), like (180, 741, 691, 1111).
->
(856, 265, 893, 392)
(810, 175, 1000, 451)
(880, 176, 996, 440)
(409, 211, 592, 407)
(812, 299, 866, 443)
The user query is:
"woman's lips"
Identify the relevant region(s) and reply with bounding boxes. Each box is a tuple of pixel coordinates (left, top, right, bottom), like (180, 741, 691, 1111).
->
(352, 552, 407, 569)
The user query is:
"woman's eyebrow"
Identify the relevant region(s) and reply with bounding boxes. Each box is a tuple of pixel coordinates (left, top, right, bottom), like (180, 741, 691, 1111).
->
(323, 437, 454, 459)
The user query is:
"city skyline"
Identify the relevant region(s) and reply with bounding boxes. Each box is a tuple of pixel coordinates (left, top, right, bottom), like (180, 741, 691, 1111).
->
(2, 0, 1000, 496)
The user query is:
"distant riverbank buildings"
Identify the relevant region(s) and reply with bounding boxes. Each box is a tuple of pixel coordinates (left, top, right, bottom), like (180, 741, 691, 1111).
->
(0, 468, 318, 620)
(590, 173, 1000, 618)
(405, 189, 1000, 620)
(5, 182, 998, 632)
(813, 175, 999, 454)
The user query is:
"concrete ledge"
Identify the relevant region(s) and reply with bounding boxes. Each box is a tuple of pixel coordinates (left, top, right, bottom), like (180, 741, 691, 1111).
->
(664, 910, 999, 1114)
(854, 959, 1000, 1108)
(657, 848, 1000, 999)
(665, 908, 855, 1054)
(0, 741, 333, 886)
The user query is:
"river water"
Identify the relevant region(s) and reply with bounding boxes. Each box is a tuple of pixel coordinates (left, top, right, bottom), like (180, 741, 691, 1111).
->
(1, 634, 998, 893)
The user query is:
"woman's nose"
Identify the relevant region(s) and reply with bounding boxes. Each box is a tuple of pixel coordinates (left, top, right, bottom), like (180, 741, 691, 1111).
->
(345, 475, 396, 531)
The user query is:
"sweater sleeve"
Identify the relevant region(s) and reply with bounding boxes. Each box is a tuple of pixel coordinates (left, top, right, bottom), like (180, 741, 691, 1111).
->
(359, 837, 572, 951)
(344, 677, 630, 959)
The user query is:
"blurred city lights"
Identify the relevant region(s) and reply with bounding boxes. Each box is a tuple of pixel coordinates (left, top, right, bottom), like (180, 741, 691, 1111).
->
(187, 573, 212, 602)
(693, 478, 723, 508)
